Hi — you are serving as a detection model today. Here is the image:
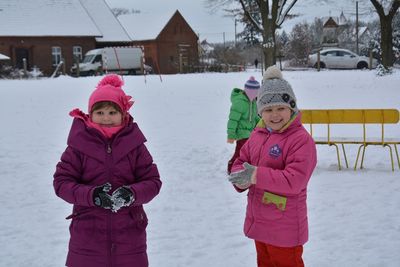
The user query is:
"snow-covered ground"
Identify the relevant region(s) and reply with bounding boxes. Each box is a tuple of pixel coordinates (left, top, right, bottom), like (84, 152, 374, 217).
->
(0, 69, 399, 267)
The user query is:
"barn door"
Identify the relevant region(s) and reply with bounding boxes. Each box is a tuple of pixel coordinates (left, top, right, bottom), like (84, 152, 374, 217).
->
(178, 44, 190, 73)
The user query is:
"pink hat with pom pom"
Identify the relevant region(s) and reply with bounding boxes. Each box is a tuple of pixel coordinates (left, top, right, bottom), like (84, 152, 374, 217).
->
(88, 74, 134, 114)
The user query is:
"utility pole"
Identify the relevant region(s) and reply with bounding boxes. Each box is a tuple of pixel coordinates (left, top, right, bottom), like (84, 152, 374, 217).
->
(356, 1, 359, 54)
(234, 19, 237, 47)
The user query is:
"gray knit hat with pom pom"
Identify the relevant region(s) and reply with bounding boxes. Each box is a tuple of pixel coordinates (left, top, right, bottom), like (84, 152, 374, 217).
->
(257, 65, 298, 115)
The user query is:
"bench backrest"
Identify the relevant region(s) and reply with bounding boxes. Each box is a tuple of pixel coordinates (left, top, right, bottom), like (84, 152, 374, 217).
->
(301, 109, 399, 124)
(300, 109, 399, 144)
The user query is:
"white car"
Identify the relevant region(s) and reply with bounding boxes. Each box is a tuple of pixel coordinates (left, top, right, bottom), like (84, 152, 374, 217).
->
(308, 48, 378, 69)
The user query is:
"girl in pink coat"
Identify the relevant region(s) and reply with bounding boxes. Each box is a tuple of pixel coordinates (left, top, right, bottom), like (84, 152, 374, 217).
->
(228, 66, 317, 267)
(54, 74, 161, 267)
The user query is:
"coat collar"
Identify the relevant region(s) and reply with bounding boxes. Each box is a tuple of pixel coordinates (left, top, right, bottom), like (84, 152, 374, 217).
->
(67, 117, 146, 163)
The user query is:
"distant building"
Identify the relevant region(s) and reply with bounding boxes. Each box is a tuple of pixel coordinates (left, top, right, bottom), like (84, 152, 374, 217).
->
(321, 12, 349, 48)
(0, 0, 131, 76)
(118, 10, 199, 74)
(322, 17, 339, 47)
(199, 39, 215, 64)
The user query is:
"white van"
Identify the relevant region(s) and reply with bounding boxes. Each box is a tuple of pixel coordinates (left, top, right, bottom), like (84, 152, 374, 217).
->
(71, 47, 149, 76)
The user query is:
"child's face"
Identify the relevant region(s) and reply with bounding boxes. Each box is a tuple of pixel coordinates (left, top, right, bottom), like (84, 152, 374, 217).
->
(261, 105, 292, 131)
(91, 106, 123, 127)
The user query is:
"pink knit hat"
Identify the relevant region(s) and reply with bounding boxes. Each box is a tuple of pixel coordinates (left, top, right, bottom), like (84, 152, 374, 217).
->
(88, 74, 134, 114)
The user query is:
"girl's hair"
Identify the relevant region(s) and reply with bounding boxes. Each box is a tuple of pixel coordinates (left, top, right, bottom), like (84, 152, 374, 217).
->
(91, 101, 122, 114)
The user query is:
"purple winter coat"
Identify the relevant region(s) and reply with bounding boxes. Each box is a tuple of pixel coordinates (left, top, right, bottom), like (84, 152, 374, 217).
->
(54, 117, 161, 267)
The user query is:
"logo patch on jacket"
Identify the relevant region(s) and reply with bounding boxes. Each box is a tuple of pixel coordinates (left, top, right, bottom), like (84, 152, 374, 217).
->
(269, 144, 281, 158)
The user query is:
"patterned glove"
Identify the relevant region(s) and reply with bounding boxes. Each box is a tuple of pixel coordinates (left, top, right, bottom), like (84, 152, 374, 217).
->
(93, 183, 112, 209)
(111, 186, 135, 212)
(228, 162, 256, 185)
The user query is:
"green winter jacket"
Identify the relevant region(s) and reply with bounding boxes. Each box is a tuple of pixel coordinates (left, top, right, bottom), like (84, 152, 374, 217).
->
(227, 88, 260, 140)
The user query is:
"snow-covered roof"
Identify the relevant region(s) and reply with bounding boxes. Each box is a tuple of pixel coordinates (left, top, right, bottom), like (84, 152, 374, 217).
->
(0, 53, 10, 60)
(339, 11, 348, 25)
(0, 0, 131, 42)
(0, 0, 102, 37)
(118, 10, 177, 41)
(80, 0, 131, 42)
(355, 26, 369, 37)
(200, 40, 214, 53)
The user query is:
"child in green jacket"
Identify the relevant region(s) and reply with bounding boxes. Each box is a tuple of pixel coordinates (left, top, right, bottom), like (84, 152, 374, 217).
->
(227, 76, 260, 174)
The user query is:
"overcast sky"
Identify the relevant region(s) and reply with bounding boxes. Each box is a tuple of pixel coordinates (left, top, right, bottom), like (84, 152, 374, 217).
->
(105, 0, 377, 43)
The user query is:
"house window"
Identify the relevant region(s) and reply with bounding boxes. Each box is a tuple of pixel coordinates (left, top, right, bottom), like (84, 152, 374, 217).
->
(73, 46, 82, 63)
(52, 46, 62, 66)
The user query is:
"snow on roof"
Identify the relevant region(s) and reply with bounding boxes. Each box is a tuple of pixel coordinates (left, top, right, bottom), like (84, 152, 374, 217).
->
(339, 11, 347, 25)
(80, 0, 131, 42)
(118, 10, 177, 41)
(0, 0, 102, 37)
(354, 26, 369, 37)
(0, 53, 10, 60)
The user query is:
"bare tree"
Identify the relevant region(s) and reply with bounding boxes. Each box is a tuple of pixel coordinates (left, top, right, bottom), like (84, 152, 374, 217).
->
(369, 0, 400, 67)
(206, 0, 298, 68)
(284, 22, 313, 66)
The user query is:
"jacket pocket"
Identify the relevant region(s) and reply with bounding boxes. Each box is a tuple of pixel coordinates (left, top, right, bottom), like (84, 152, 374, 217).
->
(114, 209, 148, 254)
(70, 213, 97, 244)
(114, 209, 148, 234)
(252, 189, 285, 221)
(128, 209, 148, 231)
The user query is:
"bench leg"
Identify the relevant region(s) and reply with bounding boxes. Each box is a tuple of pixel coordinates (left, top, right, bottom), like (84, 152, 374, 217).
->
(341, 144, 349, 169)
(354, 144, 365, 170)
(394, 144, 400, 170)
(383, 144, 395, 172)
(360, 144, 368, 169)
(329, 143, 342, 170)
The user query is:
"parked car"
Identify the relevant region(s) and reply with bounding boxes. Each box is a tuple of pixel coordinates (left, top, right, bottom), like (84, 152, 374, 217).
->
(308, 48, 378, 69)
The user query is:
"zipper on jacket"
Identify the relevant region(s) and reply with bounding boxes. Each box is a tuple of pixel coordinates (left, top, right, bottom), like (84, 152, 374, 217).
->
(107, 143, 112, 154)
(107, 213, 112, 267)
(248, 132, 271, 229)
(249, 101, 253, 123)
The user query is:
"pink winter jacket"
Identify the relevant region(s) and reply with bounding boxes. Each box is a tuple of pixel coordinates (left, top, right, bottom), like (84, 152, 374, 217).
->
(232, 113, 317, 247)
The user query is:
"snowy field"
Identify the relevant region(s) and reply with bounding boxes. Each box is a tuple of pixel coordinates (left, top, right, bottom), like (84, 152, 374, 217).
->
(0, 69, 399, 267)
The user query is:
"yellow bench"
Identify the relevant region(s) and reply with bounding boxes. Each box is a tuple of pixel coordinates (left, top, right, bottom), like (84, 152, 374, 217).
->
(301, 109, 400, 171)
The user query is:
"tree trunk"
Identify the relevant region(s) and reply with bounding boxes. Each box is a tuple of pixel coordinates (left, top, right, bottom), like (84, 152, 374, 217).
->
(380, 17, 394, 67)
(262, 18, 276, 69)
(369, 0, 400, 68)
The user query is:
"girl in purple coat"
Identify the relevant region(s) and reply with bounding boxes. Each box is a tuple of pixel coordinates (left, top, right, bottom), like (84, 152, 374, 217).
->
(228, 66, 317, 267)
(54, 74, 162, 267)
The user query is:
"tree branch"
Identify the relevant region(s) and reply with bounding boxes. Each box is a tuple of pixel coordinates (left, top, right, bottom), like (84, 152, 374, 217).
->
(370, 0, 385, 18)
(239, 0, 263, 31)
(388, 0, 400, 18)
(276, 0, 297, 26)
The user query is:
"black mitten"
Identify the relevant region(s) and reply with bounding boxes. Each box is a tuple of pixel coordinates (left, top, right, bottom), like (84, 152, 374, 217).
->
(93, 183, 112, 209)
(111, 186, 135, 212)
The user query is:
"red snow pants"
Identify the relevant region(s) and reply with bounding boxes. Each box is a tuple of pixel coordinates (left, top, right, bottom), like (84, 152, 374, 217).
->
(255, 241, 305, 267)
(227, 138, 248, 174)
